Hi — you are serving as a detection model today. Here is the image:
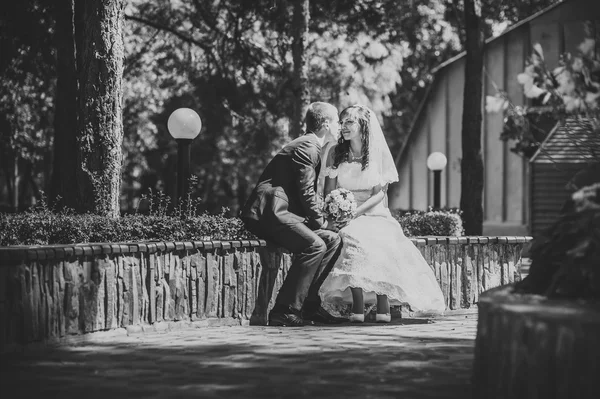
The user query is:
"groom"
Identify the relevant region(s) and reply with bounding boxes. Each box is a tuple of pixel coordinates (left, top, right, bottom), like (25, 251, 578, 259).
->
(240, 102, 347, 327)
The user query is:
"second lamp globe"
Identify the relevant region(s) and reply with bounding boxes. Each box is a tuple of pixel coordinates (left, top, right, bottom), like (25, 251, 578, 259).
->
(426, 152, 448, 171)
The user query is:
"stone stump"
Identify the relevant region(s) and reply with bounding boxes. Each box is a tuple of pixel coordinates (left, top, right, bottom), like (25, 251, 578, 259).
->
(473, 284, 600, 399)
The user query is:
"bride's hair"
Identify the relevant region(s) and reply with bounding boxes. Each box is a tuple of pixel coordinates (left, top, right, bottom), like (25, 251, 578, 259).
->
(333, 105, 370, 171)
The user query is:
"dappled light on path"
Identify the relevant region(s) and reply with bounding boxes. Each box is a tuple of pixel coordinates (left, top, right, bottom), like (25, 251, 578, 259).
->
(1, 313, 477, 399)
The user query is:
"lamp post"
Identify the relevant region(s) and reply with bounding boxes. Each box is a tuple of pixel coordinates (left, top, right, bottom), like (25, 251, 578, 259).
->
(427, 152, 447, 209)
(167, 108, 202, 206)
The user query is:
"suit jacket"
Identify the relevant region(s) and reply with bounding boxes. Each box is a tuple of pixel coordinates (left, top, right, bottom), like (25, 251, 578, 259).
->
(240, 133, 325, 231)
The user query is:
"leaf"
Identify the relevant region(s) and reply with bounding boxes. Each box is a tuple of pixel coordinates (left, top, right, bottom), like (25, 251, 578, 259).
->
(517, 73, 533, 86)
(578, 38, 596, 57)
(533, 43, 544, 60)
(524, 83, 546, 99)
(585, 91, 600, 108)
(563, 96, 580, 112)
(542, 92, 552, 104)
(485, 95, 507, 113)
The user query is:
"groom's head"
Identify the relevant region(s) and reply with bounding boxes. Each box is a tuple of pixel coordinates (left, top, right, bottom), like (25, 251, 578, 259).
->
(305, 102, 339, 138)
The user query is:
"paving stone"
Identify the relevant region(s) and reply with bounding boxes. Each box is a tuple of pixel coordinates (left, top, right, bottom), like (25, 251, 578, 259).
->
(0, 310, 478, 399)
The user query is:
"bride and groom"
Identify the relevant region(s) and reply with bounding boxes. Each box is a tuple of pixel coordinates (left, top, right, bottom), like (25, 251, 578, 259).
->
(240, 102, 445, 326)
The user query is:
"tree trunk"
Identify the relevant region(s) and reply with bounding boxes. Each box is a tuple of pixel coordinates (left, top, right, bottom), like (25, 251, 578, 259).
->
(51, 0, 80, 210)
(474, 284, 600, 399)
(291, 0, 310, 138)
(74, 0, 125, 218)
(459, 0, 484, 235)
(12, 156, 19, 211)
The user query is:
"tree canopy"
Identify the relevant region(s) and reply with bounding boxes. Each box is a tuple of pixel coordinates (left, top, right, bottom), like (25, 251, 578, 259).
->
(0, 0, 559, 215)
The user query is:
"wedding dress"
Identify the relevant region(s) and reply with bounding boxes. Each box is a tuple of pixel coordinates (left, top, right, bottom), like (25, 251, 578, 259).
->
(318, 106, 446, 314)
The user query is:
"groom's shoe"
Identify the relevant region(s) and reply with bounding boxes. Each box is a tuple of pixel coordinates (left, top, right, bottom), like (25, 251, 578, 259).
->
(303, 306, 348, 324)
(269, 305, 313, 327)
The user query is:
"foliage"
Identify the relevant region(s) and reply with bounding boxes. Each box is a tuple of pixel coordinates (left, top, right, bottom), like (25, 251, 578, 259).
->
(119, 0, 560, 215)
(1, 194, 465, 246)
(487, 25, 600, 159)
(393, 208, 464, 237)
(1, 0, 561, 214)
(0, 0, 55, 209)
(121, 0, 411, 216)
(516, 183, 600, 300)
(0, 189, 253, 246)
(0, 212, 253, 246)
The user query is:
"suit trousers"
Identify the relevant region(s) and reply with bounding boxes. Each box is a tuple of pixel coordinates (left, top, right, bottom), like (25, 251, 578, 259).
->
(243, 218, 342, 313)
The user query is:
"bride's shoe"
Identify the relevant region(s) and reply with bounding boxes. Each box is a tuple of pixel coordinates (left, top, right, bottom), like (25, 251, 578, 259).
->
(375, 313, 391, 323)
(349, 313, 364, 323)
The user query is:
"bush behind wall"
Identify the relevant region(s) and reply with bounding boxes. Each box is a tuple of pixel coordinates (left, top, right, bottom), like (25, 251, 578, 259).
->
(1, 207, 463, 246)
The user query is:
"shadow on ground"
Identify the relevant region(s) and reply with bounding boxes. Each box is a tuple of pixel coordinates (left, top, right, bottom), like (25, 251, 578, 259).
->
(1, 321, 475, 399)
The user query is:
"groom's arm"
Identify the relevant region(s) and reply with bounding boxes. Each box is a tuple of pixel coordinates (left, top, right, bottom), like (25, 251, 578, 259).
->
(292, 140, 325, 230)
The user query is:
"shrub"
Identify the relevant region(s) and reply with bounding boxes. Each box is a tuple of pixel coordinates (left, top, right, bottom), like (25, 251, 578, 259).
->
(0, 189, 256, 246)
(516, 182, 600, 300)
(392, 208, 464, 237)
(0, 188, 465, 246)
(0, 211, 255, 246)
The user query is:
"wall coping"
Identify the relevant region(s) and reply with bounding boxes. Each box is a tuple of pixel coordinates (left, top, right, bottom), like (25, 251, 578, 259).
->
(0, 236, 533, 263)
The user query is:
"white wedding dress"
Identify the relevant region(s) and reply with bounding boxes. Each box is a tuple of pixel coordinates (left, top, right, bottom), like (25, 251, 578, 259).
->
(319, 161, 446, 314)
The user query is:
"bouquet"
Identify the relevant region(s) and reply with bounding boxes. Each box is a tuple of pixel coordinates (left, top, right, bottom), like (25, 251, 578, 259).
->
(322, 188, 357, 225)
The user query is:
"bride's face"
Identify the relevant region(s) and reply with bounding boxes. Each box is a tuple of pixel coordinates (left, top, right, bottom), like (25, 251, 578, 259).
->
(340, 111, 361, 141)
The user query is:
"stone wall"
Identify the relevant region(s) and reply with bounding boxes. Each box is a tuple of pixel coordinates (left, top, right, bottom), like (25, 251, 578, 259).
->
(0, 236, 531, 351)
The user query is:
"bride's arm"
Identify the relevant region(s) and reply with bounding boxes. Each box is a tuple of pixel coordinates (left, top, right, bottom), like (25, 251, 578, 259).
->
(354, 183, 389, 217)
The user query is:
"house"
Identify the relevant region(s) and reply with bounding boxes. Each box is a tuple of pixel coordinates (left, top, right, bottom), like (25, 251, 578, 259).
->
(530, 117, 600, 237)
(388, 0, 600, 235)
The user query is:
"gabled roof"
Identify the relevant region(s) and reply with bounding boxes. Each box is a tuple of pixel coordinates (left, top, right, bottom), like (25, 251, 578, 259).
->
(395, 0, 569, 167)
(530, 117, 600, 164)
(431, 0, 567, 75)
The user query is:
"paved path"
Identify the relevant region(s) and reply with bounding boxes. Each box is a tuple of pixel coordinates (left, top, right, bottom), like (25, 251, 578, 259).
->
(1, 310, 478, 399)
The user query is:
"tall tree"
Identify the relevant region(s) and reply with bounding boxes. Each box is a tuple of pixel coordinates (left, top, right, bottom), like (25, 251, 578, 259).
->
(74, 0, 125, 217)
(459, 0, 484, 235)
(291, 0, 310, 137)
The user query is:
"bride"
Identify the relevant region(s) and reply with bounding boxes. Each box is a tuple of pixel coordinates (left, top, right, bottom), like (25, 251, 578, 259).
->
(319, 105, 446, 322)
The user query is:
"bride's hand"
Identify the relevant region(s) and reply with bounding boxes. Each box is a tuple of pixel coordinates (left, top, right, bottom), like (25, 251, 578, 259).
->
(352, 212, 364, 220)
(335, 219, 351, 230)
(324, 218, 340, 232)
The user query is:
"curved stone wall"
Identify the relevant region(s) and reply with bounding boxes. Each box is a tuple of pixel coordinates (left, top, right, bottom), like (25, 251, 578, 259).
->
(0, 236, 531, 351)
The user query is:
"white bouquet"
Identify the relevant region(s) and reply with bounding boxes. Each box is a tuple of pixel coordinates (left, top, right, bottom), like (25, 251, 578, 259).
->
(323, 188, 357, 225)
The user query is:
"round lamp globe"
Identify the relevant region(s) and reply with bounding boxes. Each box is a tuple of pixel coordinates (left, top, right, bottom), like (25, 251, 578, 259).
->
(426, 152, 447, 171)
(168, 108, 202, 140)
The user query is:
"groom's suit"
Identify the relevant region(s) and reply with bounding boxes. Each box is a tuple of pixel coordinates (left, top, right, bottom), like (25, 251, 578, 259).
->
(240, 133, 342, 315)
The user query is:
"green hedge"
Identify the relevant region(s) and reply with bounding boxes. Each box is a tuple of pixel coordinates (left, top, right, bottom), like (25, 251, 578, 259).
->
(0, 212, 252, 246)
(0, 208, 464, 246)
(392, 208, 464, 237)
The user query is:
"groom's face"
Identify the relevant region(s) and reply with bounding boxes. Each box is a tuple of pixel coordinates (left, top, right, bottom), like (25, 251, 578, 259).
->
(325, 117, 341, 139)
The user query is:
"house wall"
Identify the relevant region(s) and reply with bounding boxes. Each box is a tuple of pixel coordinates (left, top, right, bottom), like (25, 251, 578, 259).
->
(530, 162, 584, 236)
(446, 61, 465, 209)
(390, 0, 599, 235)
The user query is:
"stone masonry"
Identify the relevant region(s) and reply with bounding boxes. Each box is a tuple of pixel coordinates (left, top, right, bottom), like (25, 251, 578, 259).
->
(0, 236, 530, 351)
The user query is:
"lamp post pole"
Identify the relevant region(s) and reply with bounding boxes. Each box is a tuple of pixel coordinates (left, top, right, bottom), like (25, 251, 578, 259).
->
(176, 139, 192, 203)
(168, 108, 202, 216)
(433, 169, 442, 209)
(427, 152, 448, 210)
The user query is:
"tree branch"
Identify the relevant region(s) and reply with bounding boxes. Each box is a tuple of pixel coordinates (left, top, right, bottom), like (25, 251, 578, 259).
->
(124, 14, 213, 53)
